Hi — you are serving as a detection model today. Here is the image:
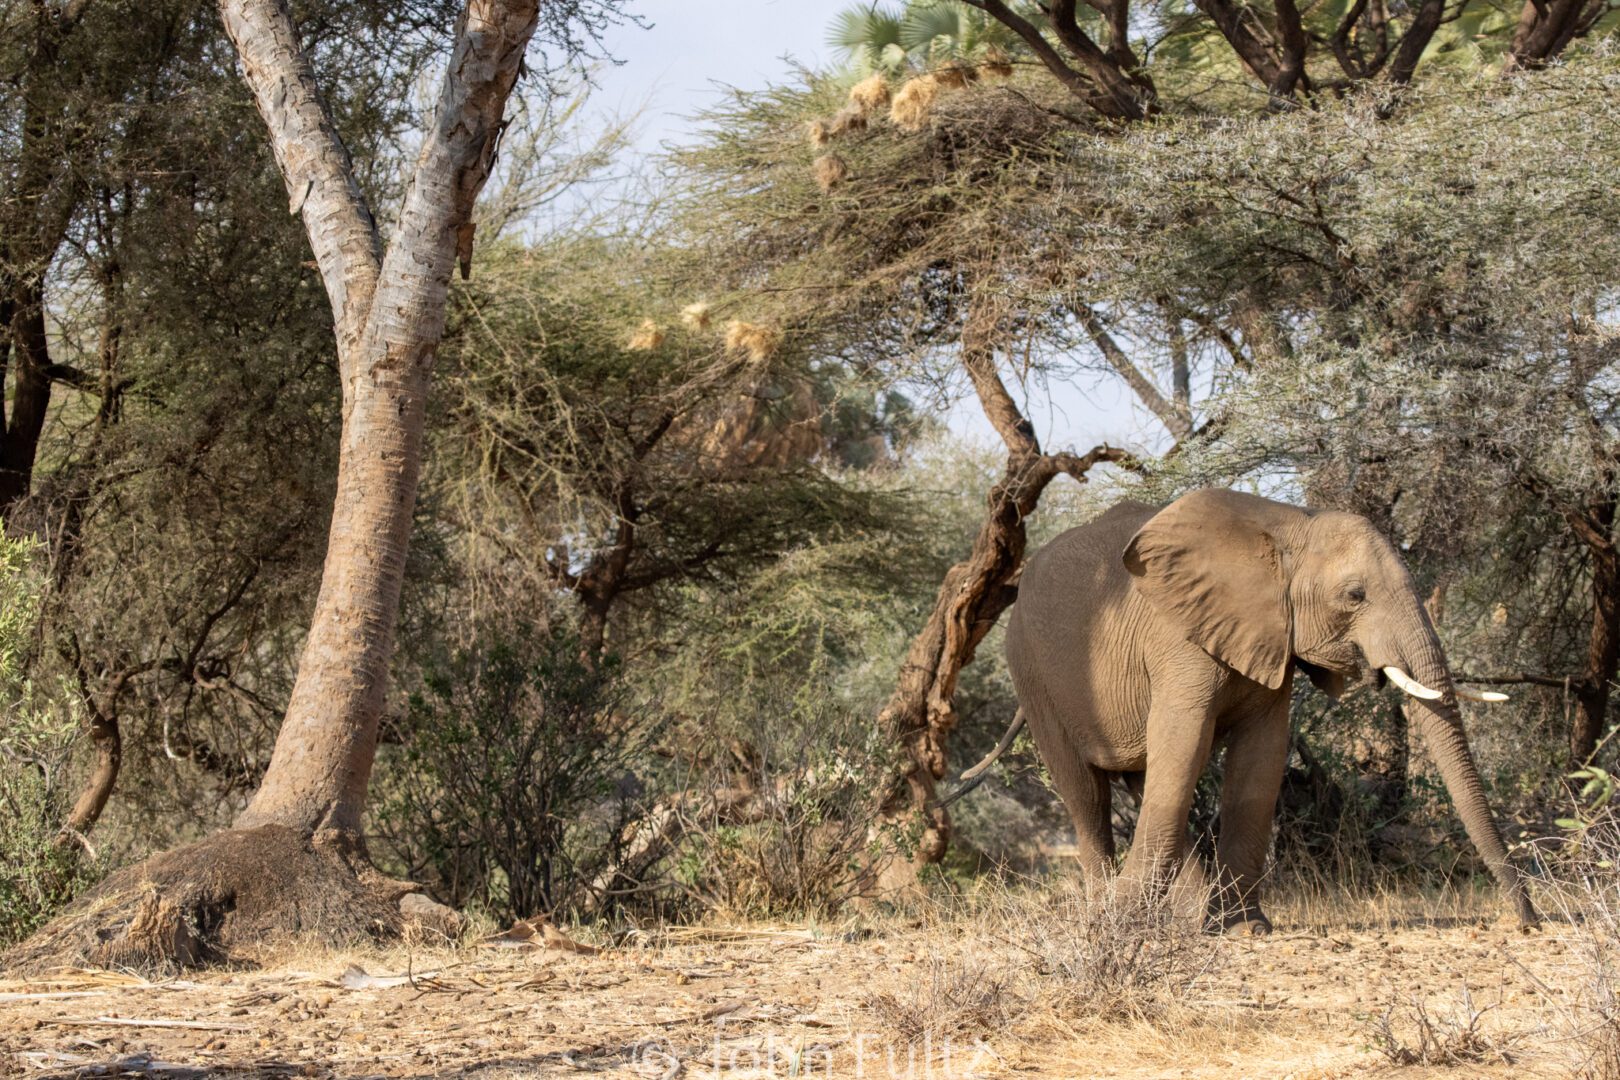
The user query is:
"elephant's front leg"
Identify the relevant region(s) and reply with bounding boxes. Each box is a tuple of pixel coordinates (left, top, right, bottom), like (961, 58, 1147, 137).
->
(1119, 699, 1217, 898)
(1211, 696, 1291, 934)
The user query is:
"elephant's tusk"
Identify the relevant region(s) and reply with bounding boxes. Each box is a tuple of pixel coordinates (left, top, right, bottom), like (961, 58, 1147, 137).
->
(1383, 666, 1444, 700)
(1455, 686, 1510, 703)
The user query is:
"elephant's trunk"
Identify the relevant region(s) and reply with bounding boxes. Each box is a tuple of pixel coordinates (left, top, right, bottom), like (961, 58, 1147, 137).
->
(1397, 616, 1539, 928)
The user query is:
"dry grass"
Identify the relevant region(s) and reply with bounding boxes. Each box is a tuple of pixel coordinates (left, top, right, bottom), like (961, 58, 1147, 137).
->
(679, 300, 711, 330)
(980, 48, 1014, 80)
(849, 72, 890, 114)
(863, 951, 1022, 1044)
(996, 879, 1220, 1023)
(826, 104, 867, 137)
(1369, 986, 1526, 1066)
(805, 117, 829, 148)
(0, 878, 1597, 1078)
(932, 63, 978, 90)
(1520, 816, 1620, 1080)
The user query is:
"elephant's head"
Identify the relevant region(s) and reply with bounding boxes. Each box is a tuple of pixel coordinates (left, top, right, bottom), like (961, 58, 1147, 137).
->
(1123, 488, 1537, 926)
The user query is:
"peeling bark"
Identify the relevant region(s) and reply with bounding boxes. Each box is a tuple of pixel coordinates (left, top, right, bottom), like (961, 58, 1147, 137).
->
(877, 321, 1130, 865)
(228, 0, 543, 840)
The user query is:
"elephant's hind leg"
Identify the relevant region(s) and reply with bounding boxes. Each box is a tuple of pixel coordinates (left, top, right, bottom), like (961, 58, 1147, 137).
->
(1045, 742, 1116, 884)
(1070, 763, 1117, 885)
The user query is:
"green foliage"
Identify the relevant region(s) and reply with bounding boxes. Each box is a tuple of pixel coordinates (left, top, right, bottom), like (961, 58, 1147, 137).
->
(1559, 758, 1619, 844)
(668, 694, 895, 917)
(0, 531, 98, 945)
(374, 628, 660, 922)
(829, 0, 1029, 74)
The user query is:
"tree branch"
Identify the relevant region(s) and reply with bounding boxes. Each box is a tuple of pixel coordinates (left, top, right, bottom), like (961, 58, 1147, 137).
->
(962, 0, 1153, 118)
(1190, 0, 1286, 91)
(1453, 672, 1573, 689)
(1078, 307, 1193, 439)
(217, 0, 383, 371)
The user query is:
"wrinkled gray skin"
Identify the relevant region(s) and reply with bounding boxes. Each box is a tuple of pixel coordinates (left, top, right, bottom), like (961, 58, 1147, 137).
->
(1005, 489, 1537, 932)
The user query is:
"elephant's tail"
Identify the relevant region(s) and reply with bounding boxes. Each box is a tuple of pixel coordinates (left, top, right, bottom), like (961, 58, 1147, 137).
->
(931, 708, 1026, 811)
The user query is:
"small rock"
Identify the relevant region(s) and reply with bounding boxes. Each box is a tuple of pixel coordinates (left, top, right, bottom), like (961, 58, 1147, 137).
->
(400, 892, 464, 940)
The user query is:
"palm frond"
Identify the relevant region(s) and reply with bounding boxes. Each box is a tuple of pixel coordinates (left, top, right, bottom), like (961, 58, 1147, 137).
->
(898, 1, 967, 52)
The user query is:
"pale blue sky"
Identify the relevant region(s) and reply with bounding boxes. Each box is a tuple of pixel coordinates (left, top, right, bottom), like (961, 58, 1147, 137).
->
(585, 1, 1173, 456)
(591, 1, 833, 156)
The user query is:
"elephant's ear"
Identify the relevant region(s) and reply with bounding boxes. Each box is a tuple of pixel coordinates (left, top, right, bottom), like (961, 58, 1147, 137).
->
(1123, 489, 1294, 690)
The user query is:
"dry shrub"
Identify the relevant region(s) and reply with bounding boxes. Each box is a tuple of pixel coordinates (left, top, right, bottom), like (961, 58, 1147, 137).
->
(626, 318, 664, 351)
(1523, 811, 1620, 1079)
(806, 118, 829, 148)
(1368, 987, 1522, 1066)
(996, 879, 1219, 1023)
(827, 104, 867, 137)
(865, 952, 1023, 1044)
(724, 319, 782, 362)
(673, 770, 881, 918)
(849, 72, 890, 114)
(889, 75, 939, 132)
(679, 301, 711, 330)
(813, 153, 849, 193)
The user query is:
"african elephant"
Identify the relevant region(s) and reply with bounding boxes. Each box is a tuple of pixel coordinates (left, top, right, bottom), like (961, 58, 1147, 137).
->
(988, 488, 1537, 932)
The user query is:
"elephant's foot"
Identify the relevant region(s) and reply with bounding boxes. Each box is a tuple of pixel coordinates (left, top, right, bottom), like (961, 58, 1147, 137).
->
(1213, 909, 1272, 936)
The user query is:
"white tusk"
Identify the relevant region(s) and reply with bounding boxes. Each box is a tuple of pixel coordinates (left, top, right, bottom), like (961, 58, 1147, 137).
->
(1383, 666, 1444, 701)
(1455, 686, 1509, 703)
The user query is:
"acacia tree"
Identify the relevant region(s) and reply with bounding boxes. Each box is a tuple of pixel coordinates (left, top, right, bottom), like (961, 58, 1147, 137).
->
(11, 0, 620, 969)
(432, 235, 912, 669)
(1075, 61, 1620, 771)
(836, 0, 1611, 121)
(673, 73, 1188, 869)
(5, 0, 451, 862)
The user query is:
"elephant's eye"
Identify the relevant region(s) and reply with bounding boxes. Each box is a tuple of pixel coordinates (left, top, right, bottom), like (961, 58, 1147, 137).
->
(1345, 584, 1367, 604)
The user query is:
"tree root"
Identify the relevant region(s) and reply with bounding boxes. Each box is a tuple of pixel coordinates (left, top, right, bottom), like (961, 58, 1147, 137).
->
(3, 825, 408, 974)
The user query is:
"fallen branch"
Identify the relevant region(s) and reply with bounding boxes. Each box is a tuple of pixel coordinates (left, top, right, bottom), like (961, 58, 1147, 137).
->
(47, 1016, 249, 1031)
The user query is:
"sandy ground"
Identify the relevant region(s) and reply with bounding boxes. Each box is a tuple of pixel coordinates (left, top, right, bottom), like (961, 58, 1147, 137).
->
(0, 893, 1603, 1080)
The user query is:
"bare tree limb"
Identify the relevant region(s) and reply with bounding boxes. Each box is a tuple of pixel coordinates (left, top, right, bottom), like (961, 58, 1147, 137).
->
(218, 0, 383, 373)
(1078, 307, 1193, 439)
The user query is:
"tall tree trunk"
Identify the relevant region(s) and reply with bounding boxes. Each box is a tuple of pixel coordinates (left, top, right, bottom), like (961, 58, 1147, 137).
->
(0, 279, 55, 509)
(877, 318, 1127, 867)
(7, 0, 546, 973)
(1567, 497, 1619, 765)
(230, 0, 540, 840)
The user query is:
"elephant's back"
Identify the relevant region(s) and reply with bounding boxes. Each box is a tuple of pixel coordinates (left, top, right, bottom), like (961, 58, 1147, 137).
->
(1020, 500, 1157, 600)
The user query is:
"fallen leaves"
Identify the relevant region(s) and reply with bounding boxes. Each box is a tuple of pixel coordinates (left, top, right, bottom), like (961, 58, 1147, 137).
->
(479, 918, 601, 956)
